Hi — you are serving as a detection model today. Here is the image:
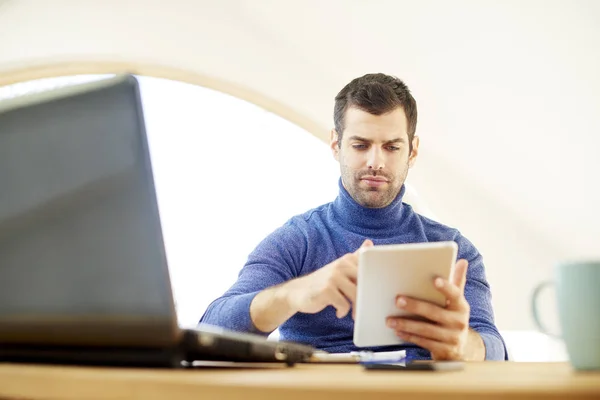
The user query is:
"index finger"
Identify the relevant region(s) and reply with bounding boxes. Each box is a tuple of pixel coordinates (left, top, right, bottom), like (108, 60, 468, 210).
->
(346, 239, 374, 263)
(354, 239, 373, 254)
(341, 239, 373, 281)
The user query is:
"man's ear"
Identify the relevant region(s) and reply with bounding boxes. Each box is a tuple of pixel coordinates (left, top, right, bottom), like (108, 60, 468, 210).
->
(330, 129, 340, 161)
(408, 136, 420, 168)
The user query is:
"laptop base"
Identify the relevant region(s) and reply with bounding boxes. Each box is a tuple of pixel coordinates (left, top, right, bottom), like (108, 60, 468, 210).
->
(0, 345, 185, 368)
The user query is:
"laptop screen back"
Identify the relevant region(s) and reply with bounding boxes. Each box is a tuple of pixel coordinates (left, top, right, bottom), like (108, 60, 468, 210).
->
(0, 76, 178, 347)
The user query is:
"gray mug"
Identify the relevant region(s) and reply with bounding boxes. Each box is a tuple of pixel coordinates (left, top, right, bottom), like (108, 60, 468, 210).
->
(531, 260, 600, 370)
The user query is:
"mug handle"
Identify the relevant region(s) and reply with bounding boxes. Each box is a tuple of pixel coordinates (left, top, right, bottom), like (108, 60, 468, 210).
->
(531, 281, 561, 338)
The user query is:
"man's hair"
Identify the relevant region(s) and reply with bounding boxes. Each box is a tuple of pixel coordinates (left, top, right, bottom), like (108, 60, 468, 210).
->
(333, 73, 418, 150)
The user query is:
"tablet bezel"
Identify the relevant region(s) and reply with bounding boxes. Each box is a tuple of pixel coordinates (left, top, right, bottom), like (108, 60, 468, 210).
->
(353, 241, 458, 348)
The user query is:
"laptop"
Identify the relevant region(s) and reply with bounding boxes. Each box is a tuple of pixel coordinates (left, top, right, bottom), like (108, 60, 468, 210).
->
(0, 75, 315, 367)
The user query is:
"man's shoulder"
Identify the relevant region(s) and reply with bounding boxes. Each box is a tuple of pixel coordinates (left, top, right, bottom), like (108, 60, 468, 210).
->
(411, 212, 480, 259)
(266, 201, 333, 240)
(287, 201, 332, 227)
(413, 212, 461, 242)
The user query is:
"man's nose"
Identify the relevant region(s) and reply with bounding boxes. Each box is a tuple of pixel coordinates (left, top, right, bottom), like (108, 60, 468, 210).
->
(366, 148, 385, 170)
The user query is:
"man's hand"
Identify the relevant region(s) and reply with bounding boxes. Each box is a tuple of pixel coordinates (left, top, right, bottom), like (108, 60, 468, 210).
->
(249, 239, 373, 333)
(286, 239, 373, 318)
(386, 259, 484, 361)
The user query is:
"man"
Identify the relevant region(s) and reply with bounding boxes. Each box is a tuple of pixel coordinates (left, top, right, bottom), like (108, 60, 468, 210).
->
(200, 73, 507, 361)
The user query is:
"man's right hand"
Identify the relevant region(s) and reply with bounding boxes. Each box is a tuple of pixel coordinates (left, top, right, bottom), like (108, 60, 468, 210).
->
(285, 239, 373, 318)
(249, 239, 373, 333)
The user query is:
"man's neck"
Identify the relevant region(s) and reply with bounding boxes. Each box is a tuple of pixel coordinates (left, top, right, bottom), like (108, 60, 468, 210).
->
(331, 177, 408, 237)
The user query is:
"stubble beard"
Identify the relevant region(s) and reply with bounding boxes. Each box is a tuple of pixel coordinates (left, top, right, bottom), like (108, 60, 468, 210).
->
(340, 162, 409, 209)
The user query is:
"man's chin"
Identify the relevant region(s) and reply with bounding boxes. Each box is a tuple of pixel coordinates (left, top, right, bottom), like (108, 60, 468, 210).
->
(357, 193, 391, 209)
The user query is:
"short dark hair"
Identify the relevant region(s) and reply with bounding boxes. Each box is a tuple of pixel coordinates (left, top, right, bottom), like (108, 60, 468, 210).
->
(334, 73, 418, 150)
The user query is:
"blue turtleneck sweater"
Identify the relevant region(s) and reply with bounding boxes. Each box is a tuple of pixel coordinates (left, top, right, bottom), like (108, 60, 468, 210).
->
(200, 180, 508, 360)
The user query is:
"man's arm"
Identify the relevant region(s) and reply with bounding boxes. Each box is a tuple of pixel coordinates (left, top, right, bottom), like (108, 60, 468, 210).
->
(248, 283, 296, 333)
(199, 222, 306, 334)
(250, 239, 373, 332)
(465, 328, 486, 361)
(459, 234, 508, 361)
(199, 214, 372, 334)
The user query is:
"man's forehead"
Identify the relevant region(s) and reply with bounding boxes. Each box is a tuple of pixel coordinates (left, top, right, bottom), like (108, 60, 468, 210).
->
(343, 107, 409, 142)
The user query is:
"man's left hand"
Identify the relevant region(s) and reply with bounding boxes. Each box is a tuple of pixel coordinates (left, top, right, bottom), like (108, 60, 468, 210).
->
(386, 259, 475, 361)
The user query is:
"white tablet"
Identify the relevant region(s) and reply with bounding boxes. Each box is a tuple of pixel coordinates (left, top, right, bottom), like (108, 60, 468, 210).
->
(353, 241, 458, 348)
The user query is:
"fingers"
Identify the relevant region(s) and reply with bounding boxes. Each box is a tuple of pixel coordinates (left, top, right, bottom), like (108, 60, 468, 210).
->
(324, 239, 373, 319)
(332, 261, 358, 318)
(352, 239, 373, 256)
(343, 239, 373, 274)
(450, 259, 468, 292)
(387, 317, 456, 342)
(327, 287, 351, 318)
(337, 275, 357, 305)
(395, 296, 468, 329)
(387, 318, 453, 342)
(395, 332, 461, 361)
(433, 277, 469, 311)
(336, 254, 359, 281)
(338, 239, 373, 279)
(437, 259, 469, 310)
(335, 239, 373, 272)
(361, 239, 374, 248)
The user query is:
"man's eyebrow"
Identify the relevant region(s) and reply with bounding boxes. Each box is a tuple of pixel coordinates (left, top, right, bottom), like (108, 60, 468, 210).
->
(348, 135, 406, 144)
(384, 138, 406, 144)
(347, 135, 370, 142)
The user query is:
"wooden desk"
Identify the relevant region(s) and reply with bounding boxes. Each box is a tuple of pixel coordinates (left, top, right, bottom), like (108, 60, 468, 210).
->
(1, 362, 599, 400)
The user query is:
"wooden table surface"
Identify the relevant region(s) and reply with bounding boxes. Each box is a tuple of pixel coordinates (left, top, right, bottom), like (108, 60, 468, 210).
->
(1, 361, 599, 400)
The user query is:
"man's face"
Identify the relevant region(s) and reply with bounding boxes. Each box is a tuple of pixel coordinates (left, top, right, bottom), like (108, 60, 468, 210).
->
(331, 106, 419, 208)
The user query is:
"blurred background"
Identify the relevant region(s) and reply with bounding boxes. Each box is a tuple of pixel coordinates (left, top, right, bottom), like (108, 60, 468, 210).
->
(1, 0, 598, 362)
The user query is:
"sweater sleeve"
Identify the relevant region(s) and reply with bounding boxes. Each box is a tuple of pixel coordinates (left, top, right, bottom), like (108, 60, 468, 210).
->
(198, 220, 307, 335)
(456, 233, 508, 361)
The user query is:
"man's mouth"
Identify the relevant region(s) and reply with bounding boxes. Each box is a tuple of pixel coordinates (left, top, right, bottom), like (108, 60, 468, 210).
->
(360, 176, 388, 188)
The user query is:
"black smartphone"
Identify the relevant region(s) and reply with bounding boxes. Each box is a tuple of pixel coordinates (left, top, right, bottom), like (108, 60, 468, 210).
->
(363, 360, 465, 371)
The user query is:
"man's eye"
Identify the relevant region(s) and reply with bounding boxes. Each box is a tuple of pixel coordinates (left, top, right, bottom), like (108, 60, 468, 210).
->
(387, 146, 400, 151)
(352, 144, 367, 150)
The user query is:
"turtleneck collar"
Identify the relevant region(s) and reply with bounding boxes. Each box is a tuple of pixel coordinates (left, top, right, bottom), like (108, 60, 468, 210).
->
(331, 177, 407, 237)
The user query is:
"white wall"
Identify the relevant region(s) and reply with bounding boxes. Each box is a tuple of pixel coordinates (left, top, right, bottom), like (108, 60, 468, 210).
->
(1, 0, 598, 340)
(0, 73, 569, 360)
(409, 149, 564, 331)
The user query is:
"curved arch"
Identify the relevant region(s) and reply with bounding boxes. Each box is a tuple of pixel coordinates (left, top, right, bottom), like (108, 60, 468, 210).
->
(0, 57, 438, 220)
(0, 58, 329, 143)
